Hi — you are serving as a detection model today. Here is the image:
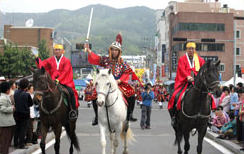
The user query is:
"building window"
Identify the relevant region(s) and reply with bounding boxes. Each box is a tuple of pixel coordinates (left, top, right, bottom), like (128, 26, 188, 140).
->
(173, 43, 225, 52)
(178, 23, 225, 32)
(236, 47, 241, 56)
(219, 63, 225, 72)
(236, 30, 240, 39)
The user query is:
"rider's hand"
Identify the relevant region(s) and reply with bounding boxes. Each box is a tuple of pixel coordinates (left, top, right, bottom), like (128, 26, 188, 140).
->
(84, 42, 91, 54)
(116, 79, 121, 84)
(31, 47, 39, 58)
(55, 79, 59, 85)
(187, 76, 194, 82)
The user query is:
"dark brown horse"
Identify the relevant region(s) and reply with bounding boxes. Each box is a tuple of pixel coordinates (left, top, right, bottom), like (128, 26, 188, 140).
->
(32, 67, 80, 154)
(171, 60, 221, 154)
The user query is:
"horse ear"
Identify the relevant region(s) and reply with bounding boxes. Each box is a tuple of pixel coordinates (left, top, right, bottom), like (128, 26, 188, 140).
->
(41, 66, 46, 73)
(108, 69, 112, 75)
(30, 67, 35, 73)
(96, 69, 100, 74)
(215, 60, 221, 67)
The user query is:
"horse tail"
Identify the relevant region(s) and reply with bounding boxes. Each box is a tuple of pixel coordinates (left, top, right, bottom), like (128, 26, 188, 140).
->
(65, 123, 80, 151)
(120, 122, 135, 142)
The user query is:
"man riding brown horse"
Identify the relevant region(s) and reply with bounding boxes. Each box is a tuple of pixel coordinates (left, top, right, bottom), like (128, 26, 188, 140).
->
(34, 44, 79, 119)
(168, 42, 205, 126)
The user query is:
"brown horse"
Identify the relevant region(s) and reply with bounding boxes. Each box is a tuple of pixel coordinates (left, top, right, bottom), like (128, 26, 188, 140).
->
(32, 67, 80, 154)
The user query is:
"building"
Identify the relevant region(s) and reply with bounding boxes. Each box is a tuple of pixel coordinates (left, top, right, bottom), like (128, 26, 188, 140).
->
(156, 0, 244, 81)
(1, 25, 54, 55)
(121, 55, 146, 68)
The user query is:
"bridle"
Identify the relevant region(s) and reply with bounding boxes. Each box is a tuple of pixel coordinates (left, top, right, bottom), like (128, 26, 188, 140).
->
(34, 73, 61, 115)
(96, 81, 118, 133)
(96, 83, 118, 107)
(193, 67, 220, 94)
(34, 74, 56, 96)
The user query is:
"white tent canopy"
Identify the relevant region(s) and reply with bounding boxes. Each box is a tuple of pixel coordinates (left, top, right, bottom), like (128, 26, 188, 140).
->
(85, 74, 93, 80)
(223, 77, 244, 86)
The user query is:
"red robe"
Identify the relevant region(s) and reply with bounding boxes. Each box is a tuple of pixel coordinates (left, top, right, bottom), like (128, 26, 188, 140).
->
(168, 54, 205, 110)
(36, 55, 79, 108)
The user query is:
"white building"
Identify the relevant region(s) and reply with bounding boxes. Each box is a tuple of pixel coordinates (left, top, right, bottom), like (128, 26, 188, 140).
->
(121, 55, 146, 68)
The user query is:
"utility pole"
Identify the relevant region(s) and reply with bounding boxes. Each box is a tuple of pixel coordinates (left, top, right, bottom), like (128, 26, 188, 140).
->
(233, 21, 237, 85)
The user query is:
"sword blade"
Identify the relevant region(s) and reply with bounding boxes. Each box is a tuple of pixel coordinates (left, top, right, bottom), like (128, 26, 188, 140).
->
(86, 7, 93, 40)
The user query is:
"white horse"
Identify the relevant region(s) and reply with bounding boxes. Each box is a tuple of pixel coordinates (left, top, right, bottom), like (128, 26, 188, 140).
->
(95, 69, 134, 154)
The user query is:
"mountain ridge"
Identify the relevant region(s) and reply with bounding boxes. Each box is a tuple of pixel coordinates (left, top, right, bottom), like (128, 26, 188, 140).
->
(0, 4, 156, 55)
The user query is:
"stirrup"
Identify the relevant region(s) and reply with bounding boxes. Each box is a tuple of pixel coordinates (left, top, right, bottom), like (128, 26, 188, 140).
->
(69, 110, 77, 120)
(171, 116, 176, 126)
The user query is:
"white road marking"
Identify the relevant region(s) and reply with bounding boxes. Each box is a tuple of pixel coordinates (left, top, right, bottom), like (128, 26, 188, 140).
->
(31, 131, 66, 154)
(204, 137, 234, 154)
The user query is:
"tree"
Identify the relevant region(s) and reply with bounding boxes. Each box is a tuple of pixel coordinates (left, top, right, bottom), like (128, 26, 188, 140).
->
(38, 39, 50, 60)
(0, 43, 35, 78)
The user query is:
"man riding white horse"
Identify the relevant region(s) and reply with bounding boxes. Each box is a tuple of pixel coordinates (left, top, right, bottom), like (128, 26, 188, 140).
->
(85, 33, 140, 124)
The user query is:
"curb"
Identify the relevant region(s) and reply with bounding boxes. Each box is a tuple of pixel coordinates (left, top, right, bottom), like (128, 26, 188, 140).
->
(206, 131, 244, 154)
(10, 131, 55, 154)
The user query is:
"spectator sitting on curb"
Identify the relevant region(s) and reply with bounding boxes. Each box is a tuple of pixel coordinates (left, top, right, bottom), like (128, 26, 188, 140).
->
(217, 112, 236, 139)
(211, 106, 228, 133)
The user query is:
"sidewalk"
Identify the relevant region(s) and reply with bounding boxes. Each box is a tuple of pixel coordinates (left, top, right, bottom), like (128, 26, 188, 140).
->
(9, 131, 55, 154)
(206, 130, 244, 154)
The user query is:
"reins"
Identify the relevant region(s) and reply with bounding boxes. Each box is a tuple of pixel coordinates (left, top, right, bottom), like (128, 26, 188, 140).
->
(97, 85, 118, 133)
(34, 74, 62, 115)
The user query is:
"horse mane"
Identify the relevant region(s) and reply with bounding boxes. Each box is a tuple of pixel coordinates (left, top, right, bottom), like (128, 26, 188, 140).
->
(195, 60, 213, 81)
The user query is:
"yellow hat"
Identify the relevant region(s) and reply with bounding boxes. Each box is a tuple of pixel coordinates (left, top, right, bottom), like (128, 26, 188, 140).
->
(54, 44, 64, 50)
(186, 42, 196, 48)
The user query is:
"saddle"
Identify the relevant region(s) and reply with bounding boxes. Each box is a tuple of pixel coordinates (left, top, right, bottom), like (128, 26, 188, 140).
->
(118, 82, 135, 98)
(57, 84, 77, 120)
(57, 84, 70, 107)
(173, 83, 192, 110)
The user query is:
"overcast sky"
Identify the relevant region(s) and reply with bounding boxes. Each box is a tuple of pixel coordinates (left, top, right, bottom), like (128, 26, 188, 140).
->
(0, 0, 243, 13)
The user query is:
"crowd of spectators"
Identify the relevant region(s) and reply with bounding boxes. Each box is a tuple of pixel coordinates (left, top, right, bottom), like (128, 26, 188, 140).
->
(0, 78, 41, 153)
(210, 82, 244, 151)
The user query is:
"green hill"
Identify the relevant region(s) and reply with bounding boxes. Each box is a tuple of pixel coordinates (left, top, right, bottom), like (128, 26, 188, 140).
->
(0, 4, 156, 55)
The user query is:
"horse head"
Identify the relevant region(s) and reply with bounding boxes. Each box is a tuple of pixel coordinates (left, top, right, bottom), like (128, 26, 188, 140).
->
(95, 69, 117, 107)
(32, 66, 54, 102)
(196, 60, 221, 96)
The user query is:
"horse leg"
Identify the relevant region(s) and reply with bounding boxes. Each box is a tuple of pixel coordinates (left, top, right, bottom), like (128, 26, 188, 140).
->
(53, 125, 62, 154)
(100, 126, 106, 154)
(122, 121, 129, 154)
(197, 127, 207, 154)
(66, 121, 80, 154)
(183, 132, 190, 154)
(40, 124, 48, 154)
(174, 124, 182, 154)
(110, 133, 115, 154)
(112, 127, 120, 154)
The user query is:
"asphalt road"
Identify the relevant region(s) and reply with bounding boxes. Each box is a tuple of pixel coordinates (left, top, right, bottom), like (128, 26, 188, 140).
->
(40, 101, 227, 154)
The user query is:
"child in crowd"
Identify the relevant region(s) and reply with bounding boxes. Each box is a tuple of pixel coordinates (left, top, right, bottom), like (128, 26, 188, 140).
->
(211, 106, 228, 133)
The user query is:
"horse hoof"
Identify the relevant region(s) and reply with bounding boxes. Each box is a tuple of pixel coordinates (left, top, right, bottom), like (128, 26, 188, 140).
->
(123, 149, 128, 154)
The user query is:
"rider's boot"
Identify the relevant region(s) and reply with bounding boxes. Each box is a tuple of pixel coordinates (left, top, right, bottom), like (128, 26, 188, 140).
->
(92, 100, 98, 126)
(92, 117, 98, 126)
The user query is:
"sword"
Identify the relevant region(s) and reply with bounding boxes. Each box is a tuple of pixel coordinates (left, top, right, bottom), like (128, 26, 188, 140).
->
(84, 7, 93, 52)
